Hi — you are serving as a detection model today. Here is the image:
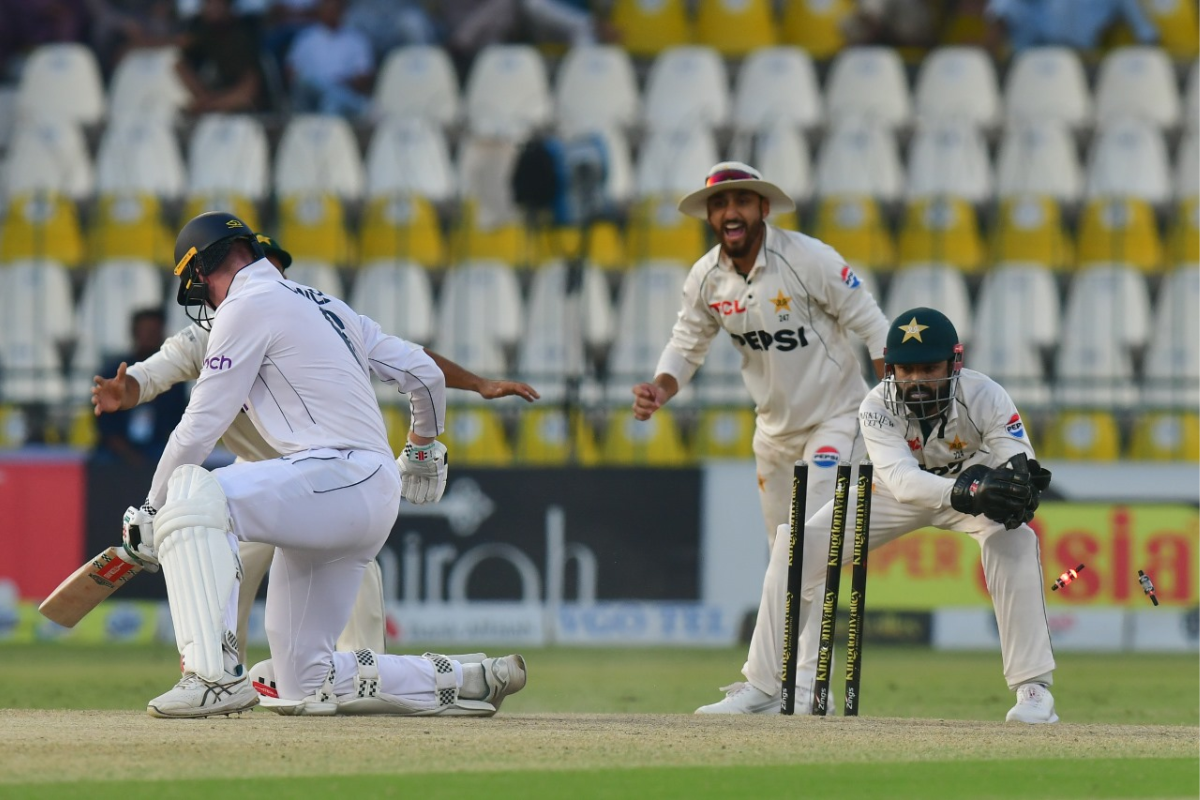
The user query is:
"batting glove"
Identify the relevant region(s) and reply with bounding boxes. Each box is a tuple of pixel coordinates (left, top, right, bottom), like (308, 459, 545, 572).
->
(397, 440, 448, 504)
(121, 503, 160, 570)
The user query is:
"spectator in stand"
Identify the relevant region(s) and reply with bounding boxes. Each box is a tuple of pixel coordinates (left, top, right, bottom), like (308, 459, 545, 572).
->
(285, 0, 374, 116)
(92, 308, 188, 467)
(344, 0, 438, 61)
(985, 0, 1158, 54)
(841, 0, 938, 50)
(85, 0, 179, 77)
(0, 0, 90, 79)
(175, 0, 263, 112)
(260, 0, 314, 70)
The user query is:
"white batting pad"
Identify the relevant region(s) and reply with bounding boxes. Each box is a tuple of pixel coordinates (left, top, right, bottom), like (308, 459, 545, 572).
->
(154, 465, 238, 682)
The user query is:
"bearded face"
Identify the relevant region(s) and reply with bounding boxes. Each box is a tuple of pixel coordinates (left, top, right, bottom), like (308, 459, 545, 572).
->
(707, 190, 768, 262)
(893, 361, 954, 421)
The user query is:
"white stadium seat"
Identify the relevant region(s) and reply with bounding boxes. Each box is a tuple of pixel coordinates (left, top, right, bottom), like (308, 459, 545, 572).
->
(995, 120, 1082, 204)
(434, 260, 523, 377)
(1004, 47, 1091, 131)
(1094, 46, 1181, 131)
(95, 119, 186, 200)
(642, 46, 731, 133)
(815, 118, 904, 203)
(1144, 264, 1200, 408)
(1186, 60, 1199, 134)
(275, 115, 364, 200)
(372, 45, 461, 129)
(824, 47, 912, 131)
(885, 263, 973, 343)
(555, 45, 640, 133)
(733, 122, 812, 204)
(348, 260, 434, 346)
(1176, 131, 1198, 200)
(284, 260, 344, 300)
(970, 262, 1060, 409)
(732, 47, 823, 134)
(365, 116, 456, 203)
(14, 44, 105, 126)
(913, 46, 1000, 130)
(73, 260, 165, 390)
(1084, 117, 1171, 206)
(0, 259, 74, 403)
(108, 47, 189, 123)
(603, 260, 691, 403)
(635, 127, 720, 201)
(456, 134, 522, 227)
(464, 45, 552, 138)
(3, 119, 93, 200)
(905, 119, 993, 204)
(187, 114, 269, 200)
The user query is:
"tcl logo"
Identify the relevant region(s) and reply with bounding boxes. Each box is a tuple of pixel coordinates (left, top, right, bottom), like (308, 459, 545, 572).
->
(709, 299, 748, 316)
(729, 327, 809, 352)
(204, 355, 233, 371)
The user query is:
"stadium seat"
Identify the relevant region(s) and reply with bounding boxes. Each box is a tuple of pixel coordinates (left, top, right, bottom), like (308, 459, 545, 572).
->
(88, 193, 174, 264)
(517, 260, 612, 402)
(365, 116, 455, 204)
(359, 194, 447, 268)
(779, 0, 853, 61)
(988, 195, 1074, 269)
(1140, 0, 1199, 59)
(609, 0, 692, 58)
(635, 127, 719, 201)
(371, 45, 461, 129)
(810, 195, 895, 270)
(905, 120, 993, 204)
(1094, 46, 1181, 131)
(452, 198, 531, 265)
(885, 263, 973, 343)
(439, 406, 514, 465)
(694, 0, 777, 57)
(95, 119, 185, 200)
(274, 115, 364, 201)
(3, 119, 93, 200)
(896, 197, 984, 273)
(824, 47, 912, 131)
(0, 259, 73, 403)
(277, 192, 354, 265)
(693, 406, 755, 459)
(814, 118, 905, 203)
(186, 114, 269, 201)
(14, 44, 104, 126)
(912, 46, 1000, 130)
(1084, 117, 1171, 207)
(1167, 197, 1199, 264)
(1175, 131, 1198, 201)
(603, 260, 691, 403)
(1055, 264, 1151, 408)
(693, 331, 749, 405)
(463, 45, 552, 138)
(1187, 60, 1199, 134)
(1143, 264, 1200, 408)
(1075, 197, 1164, 273)
(1130, 412, 1199, 461)
(455, 135, 526, 262)
(73, 259, 165, 390)
(535, 220, 627, 270)
(108, 46, 189, 123)
(642, 46, 731, 134)
(66, 404, 98, 448)
(513, 408, 600, 465)
(733, 47, 822, 135)
(554, 45, 640, 133)
(970, 262, 1060, 409)
(434, 260, 523, 379)
(0, 404, 34, 448)
(1003, 47, 1091, 132)
(626, 196, 708, 262)
(1041, 411, 1121, 461)
(284, 260, 343, 299)
(600, 406, 691, 465)
(348, 259, 434, 347)
(995, 120, 1083, 205)
(743, 123, 813, 206)
(0, 192, 84, 267)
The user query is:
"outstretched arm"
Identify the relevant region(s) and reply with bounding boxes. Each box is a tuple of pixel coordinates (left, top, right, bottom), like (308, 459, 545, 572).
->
(92, 362, 142, 416)
(425, 348, 539, 402)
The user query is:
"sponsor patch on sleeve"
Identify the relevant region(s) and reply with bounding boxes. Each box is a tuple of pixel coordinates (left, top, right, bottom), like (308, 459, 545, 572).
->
(840, 265, 861, 289)
(1005, 413, 1025, 439)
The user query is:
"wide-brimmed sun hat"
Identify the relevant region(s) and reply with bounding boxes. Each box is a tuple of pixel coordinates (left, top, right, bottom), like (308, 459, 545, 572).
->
(677, 161, 796, 220)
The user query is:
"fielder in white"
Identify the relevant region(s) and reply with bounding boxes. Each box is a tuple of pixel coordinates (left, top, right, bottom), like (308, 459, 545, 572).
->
(93, 234, 538, 663)
(728, 307, 1059, 723)
(629, 162, 889, 713)
(121, 211, 526, 718)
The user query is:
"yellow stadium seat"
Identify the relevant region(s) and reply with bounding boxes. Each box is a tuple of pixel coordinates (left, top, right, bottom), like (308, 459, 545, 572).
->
(0, 405, 30, 448)
(1130, 411, 1200, 461)
(695, 0, 777, 57)
(610, 0, 692, 58)
(513, 407, 600, 465)
(380, 404, 411, 456)
(600, 407, 691, 465)
(452, 199, 532, 265)
(1076, 197, 1163, 273)
(359, 195, 446, 269)
(67, 405, 99, 449)
(811, 195, 895, 270)
(278, 192, 354, 266)
(89, 193, 173, 264)
(1107, 0, 1198, 59)
(989, 195, 1075, 270)
(1041, 411, 1121, 461)
(694, 407, 755, 459)
(536, 222, 627, 270)
(898, 196, 984, 273)
(0, 191, 83, 267)
(1168, 196, 1200, 265)
(780, 0, 852, 60)
(440, 406, 513, 465)
(626, 196, 708, 263)
(183, 193, 260, 231)
(770, 209, 800, 231)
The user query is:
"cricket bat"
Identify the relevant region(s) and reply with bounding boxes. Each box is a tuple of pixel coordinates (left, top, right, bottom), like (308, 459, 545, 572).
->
(38, 546, 146, 627)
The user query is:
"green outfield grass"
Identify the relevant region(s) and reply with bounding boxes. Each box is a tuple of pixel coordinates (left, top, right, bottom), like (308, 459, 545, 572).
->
(0, 644, 1196, 799)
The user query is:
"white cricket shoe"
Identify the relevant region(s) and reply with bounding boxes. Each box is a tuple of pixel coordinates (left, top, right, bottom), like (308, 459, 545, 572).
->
(695, 681, 782, 714)
(477, 654, 527, 709)
(1006, 683, 1059, 724)
(147, 669, 259, 719)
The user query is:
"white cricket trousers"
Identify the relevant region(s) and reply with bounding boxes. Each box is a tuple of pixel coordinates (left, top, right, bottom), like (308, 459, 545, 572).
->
(742, 483, 1057, 696)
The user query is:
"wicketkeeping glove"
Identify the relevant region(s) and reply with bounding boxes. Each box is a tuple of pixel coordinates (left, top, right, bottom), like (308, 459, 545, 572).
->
(397, 440, 448, 504)
(950, 460, 1034, 530)
(121, 503, 160, 570)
